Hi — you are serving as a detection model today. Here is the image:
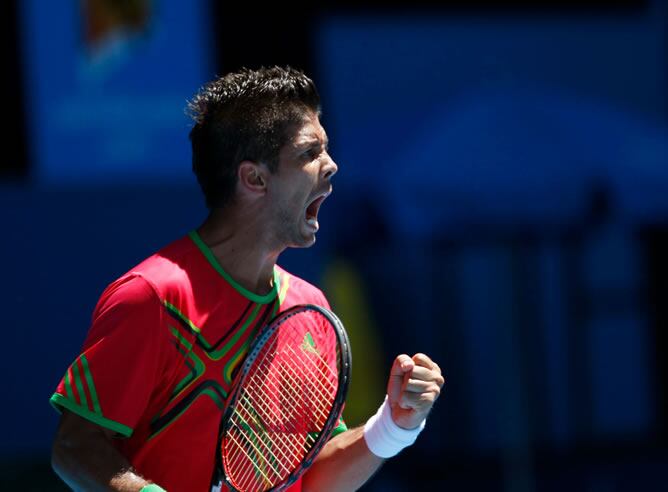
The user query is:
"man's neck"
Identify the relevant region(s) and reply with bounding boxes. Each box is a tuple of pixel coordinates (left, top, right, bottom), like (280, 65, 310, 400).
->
(197, 210, 281, 297)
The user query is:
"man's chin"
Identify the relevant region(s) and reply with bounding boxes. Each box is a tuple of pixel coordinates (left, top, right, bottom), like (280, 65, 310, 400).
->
(294, 236, 317, 248)
(289, 230, 317, 249)
(296, 221, 319, 247)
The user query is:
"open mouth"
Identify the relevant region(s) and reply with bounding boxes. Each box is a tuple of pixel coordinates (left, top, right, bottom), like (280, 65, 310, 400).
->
(304, 191, 331, 229)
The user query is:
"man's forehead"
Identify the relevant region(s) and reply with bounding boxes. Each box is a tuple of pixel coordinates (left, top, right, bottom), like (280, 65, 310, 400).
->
(292, 113, 327, 143)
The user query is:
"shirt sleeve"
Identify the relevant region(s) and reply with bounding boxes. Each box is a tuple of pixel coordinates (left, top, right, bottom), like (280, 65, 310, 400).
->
(330, 416, 348, 437)
(50, 274, 170, 437)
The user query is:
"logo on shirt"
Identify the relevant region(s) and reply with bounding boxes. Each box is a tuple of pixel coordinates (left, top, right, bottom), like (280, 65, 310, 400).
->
(301, 331, 320, 356)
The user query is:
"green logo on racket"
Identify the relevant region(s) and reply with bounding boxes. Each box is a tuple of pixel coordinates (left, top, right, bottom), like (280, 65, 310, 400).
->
(302, 332, 320, 355)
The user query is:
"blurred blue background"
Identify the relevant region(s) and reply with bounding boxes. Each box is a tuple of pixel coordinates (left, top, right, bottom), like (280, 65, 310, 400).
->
(1, 1, 667, 490)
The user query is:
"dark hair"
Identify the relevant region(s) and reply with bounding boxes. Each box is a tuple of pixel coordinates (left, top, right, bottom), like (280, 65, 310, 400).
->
(188, 66, 321, 210)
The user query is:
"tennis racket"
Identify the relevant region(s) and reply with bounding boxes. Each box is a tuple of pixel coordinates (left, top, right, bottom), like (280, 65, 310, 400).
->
(214, 304, 352, 492)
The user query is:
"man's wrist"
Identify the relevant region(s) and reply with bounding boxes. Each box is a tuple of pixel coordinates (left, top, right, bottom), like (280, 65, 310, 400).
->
(363, 396, 426, 458)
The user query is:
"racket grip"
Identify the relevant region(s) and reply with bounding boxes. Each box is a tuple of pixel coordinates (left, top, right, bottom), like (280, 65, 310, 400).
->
(363, 396, 426, 458)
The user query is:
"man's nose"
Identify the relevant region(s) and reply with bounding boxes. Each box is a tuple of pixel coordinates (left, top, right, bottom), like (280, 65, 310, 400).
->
(322, 153, 338, 180)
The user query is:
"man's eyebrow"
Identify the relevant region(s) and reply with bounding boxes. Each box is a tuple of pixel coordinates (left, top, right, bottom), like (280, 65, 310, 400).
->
(294, 137, 329, 148)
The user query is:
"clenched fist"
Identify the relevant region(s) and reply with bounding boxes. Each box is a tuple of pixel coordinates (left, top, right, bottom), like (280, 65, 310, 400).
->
(386, 353, 445, 429)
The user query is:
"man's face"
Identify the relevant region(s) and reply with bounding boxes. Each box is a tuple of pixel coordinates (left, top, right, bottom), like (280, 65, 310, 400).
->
(266, 112, 338, 249)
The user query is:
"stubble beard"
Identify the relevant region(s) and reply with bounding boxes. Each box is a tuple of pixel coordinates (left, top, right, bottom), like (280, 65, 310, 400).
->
(274, 201, 315, 250)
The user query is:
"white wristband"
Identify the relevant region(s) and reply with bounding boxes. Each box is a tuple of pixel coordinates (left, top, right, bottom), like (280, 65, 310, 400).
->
(363, 395, 426, 458)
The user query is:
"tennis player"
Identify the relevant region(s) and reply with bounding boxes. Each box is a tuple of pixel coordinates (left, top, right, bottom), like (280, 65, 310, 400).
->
(50, 66, 444, 492)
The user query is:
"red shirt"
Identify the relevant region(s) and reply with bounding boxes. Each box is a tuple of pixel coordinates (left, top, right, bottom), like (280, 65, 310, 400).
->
(51, 231, 346, 492)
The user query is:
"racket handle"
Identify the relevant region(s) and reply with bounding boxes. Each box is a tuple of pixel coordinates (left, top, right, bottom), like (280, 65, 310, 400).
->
(363, 396, 426, 458)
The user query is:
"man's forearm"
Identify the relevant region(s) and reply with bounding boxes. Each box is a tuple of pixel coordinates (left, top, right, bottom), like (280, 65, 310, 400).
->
(52, 434, 148, 492)
(301, 427, 384, 492)
(52, 411, 151, 492)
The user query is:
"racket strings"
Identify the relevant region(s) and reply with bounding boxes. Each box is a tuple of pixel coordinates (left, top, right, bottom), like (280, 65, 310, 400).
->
(282, 344, 338, 401)
(228, 404, 301, 484)
(222, 311, 345, 492)
(228, 408, 312, 490)
(243, 349, 334, 438)
(283, 337, 339, 384)
(254, 345, 336, 432)
(227, 400, 299, 490)
(228, 348, 309, 483)
(278, 350, 336, 428)
(230, 392, 308, 467)
(226, 423, 284, 481)
(251, 327, 338, 427)
(228, 373, 329, 489)
(245, 347, 329, 429)
(241, 379, 301, 433)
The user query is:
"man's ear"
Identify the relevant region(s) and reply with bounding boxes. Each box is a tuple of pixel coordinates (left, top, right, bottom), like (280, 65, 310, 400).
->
(238, 161, 268, 195)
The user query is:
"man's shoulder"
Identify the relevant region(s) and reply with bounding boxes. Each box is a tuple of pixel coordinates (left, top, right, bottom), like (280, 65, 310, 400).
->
(276, 265, 329, 307)
(111, 234, 200, 302)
